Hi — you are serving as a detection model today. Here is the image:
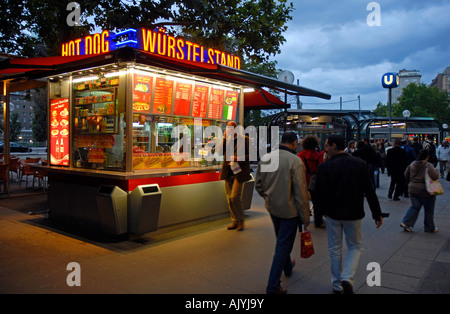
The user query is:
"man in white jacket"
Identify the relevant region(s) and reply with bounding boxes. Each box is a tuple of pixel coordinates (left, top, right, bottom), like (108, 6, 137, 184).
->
(255, 131, 310, 294)
(437, 140, 450, 178)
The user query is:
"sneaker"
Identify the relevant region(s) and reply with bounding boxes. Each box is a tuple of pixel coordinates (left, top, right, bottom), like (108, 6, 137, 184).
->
(227, 223, 238, 230)
(400, 222, 412, 232)
(341, 281, 354, 294)
(425, 228, 438, 233)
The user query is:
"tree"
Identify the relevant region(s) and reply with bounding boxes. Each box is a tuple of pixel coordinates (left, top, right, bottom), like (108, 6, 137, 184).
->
(31, 89, 48, 142)
(372, 84, 450, 125)
(9, 112, 22, 142)
(1, 0, 293, 72)
(173, 0, 293, 71)
(394, 83, 450, 124)
(373, 101, 388, 116)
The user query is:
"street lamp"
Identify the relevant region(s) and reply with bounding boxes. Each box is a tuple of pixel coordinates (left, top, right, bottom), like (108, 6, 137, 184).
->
(443, 123, 448, 142)
(403, 109, 410, 138)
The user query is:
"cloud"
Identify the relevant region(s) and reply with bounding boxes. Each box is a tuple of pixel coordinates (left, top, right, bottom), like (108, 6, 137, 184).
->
(274, 1, 450, 109)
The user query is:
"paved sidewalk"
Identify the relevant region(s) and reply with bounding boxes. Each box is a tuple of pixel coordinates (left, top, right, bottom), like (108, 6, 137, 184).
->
(0, 171, 450, 295)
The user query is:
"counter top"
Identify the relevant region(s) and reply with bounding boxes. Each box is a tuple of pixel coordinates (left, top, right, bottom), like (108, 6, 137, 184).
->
(41, 165, 222, 180)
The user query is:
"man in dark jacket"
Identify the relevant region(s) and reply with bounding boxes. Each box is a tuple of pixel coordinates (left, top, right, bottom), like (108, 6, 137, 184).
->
(385, 138, 409, 200)
(314, 134, 383, 294)
(219, 121, 251, 231)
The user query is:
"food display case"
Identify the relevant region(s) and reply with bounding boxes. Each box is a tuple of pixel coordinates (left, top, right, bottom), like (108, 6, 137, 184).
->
(45, 61, 241, 234)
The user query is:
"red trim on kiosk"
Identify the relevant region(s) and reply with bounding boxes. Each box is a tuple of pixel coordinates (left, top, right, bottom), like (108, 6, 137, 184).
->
(127, 171, 221, 191)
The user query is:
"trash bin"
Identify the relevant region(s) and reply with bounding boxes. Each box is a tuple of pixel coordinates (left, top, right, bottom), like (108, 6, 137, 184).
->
(129, 184, 162, 234)
(241, 174, 255, 210)
(96, 185, 128, 235)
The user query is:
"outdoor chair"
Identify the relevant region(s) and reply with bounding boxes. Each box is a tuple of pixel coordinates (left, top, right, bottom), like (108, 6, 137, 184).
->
(8, 157, 21, 183)
(0, 163, 10, 195)
(20, 158, 41, 189)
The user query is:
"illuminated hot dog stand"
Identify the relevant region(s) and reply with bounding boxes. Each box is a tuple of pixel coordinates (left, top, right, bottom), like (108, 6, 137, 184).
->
(1, 27, 331, 235)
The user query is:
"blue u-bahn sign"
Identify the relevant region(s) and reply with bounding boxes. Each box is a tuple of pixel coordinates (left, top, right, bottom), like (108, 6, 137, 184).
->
(382, 72, 399, 88)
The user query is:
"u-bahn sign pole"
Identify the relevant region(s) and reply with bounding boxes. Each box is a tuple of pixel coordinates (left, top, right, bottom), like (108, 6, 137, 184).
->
(382, 73, 399, 143)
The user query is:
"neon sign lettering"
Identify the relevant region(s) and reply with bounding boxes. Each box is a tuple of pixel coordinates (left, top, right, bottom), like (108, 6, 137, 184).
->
(61, 28, 241, 70)
(62, 30, 113, 56)
(137, 28, 240, 69)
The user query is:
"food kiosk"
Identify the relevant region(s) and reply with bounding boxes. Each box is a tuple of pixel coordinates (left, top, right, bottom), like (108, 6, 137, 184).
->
(1, 27, 331, 235)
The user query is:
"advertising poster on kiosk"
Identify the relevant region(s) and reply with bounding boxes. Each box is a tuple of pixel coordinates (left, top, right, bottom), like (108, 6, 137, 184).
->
(223, 90, 238, 120)
(50, 98, 70, 166)
(208, 87, 224, 119)
(133, 73, 153, 113)
(153, 77, 174, 114)
(173, 82, 192, 116)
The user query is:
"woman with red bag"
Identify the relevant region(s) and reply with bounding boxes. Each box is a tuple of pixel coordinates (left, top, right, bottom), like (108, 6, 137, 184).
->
(298, 135, 324, 227)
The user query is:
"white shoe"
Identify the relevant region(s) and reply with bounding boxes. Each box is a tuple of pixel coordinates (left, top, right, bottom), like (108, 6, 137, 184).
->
(400, 222, 412, 232)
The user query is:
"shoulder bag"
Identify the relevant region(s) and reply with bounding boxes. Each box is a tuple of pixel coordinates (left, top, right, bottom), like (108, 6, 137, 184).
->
(425, 165, 444, 195)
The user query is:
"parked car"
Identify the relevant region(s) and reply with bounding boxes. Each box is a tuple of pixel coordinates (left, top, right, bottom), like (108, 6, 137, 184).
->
(0, 141, 32, 153)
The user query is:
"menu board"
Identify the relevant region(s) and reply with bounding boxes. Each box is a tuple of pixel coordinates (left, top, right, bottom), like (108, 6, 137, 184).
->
(208, 87, 224, 119)
(133, 73, 153, 113)
(152, 77, 174, 114)
(223, 90, 238, 120)
(50, 98, 69, 166)
(192, 84, 209, 118)
(173, 82, 192, 116)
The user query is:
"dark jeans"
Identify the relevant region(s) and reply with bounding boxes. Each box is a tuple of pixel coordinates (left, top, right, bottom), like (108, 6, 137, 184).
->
(388, 174, 404, 198)
(402, 195, 436, 232)
(266, 215, 298, 293)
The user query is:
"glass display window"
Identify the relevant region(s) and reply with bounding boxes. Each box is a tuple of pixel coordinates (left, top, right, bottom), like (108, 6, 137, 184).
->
(71, 66, 127, 171)
(130, 66, 241, 171)
(132, 114, 226, 170)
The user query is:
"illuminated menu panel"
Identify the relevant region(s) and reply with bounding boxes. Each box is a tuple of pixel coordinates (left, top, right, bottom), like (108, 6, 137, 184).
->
(50, 98, 70, 166)
(173, 82, 192, 116)
(208, 87, 224, 119)
(153, 77, 174, 114)
(192, 84, 209, 118)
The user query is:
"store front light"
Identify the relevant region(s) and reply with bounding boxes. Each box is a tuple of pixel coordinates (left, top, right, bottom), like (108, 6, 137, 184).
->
(104, 70, 128, 77)
(72, 75, 99, 83)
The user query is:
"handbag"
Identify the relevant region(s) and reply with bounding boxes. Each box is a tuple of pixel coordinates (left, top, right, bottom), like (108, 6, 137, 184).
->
(300, 230, 315, 258)
(425, 166, 444, 195)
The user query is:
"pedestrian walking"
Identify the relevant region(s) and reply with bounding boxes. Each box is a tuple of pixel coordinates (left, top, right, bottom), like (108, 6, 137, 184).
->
(255, 131, 310, 294)
(314, 134, 383, 294)
(437, 140, 450, 178)
(218, 121, 251, 231)
(411, 136, 422, 157)
(298, 135, 324, 227)
(401, 139, 417, 197)
(344, 140, 356, 154)
(401, 149, 440, 233)
(423, 135, 438, 167)
(352, 138, 381, 190)
(385, 138, 409, 200)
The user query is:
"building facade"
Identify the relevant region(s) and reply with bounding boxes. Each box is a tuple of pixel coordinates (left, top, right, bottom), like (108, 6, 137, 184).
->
(391, 69, 421, 103)
(430, 66, 450, 97)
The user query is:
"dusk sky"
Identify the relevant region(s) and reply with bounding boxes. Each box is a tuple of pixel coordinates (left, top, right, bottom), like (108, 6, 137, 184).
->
(272, 0, 450, 111)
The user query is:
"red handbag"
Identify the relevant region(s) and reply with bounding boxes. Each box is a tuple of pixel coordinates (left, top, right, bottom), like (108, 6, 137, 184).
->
(300, 230, 315, 258)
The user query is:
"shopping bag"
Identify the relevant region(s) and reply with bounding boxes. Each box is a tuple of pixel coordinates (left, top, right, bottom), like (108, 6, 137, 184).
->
(300, 230, 315, 258)
(425, 167, 444, 195)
